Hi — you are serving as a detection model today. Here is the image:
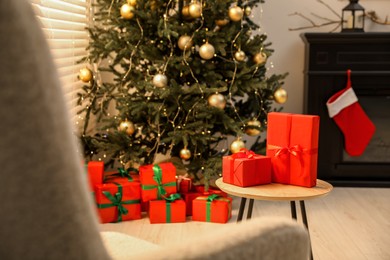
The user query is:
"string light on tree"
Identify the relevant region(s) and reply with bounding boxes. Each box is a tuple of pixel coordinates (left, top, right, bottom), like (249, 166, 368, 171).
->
(245, 119, 261, 136)
(178, 35, 193, 50)
(79, 67, 93, 82)
(230, 138, 245, 153)
(199, 42, 215, 60)
(228, 6, 243, 22)
(208, 93, 226, 109)
(153, 73, 168, 88)
(180, 147, 191, 160)
(118, 120, 135, 135)
(120, 4, 135, 20)
(274, 87, 288, 104)
(253, 52, 267, 65)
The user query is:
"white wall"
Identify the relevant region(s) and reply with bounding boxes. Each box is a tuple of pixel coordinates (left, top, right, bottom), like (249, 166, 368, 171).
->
(258, 0, 390, 113)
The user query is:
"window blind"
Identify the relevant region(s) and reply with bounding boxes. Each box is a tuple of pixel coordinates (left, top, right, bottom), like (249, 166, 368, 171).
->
(30, 0, 91, 123)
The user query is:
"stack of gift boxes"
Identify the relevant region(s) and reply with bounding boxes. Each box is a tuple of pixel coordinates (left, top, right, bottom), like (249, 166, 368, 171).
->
(87, 112, 319, 225)
(87, 161, 232, 224)
(223, 112, 320, 188)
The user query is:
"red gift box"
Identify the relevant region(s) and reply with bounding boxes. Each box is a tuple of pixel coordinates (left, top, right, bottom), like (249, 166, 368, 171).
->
(192, 194, 232, 223)
(87, 161, 104, 190)
(149, 194, 186, 224)
(222, 149, 271, 187)
(95, 182, 141, 223)
(104, 167, 140, 184)
(176, 174, 193, 193)
(266, 112, 320, 187)
(139, 162, 177, 202)
(181, 186, 226, 216)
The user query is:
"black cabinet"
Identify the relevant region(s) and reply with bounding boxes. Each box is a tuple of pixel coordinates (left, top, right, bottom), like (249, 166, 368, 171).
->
(302, 32, 390, 187)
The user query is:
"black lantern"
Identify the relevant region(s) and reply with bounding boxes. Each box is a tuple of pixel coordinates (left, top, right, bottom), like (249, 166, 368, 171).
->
(342, 0, 365, 32)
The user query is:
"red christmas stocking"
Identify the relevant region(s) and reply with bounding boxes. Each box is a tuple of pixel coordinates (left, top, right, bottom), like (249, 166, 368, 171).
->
(326, 70, 375, 156)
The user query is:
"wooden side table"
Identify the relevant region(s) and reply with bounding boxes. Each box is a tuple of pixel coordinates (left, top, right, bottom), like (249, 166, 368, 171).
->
(215, 178, 333, 260)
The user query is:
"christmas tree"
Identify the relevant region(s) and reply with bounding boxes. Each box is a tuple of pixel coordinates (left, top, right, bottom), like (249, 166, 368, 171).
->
(77, 0, 287, 186)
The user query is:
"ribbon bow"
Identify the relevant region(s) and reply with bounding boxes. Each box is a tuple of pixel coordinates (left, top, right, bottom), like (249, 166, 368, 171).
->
(97, 183, 140, 223)
(274, 144, 304, 166)
(142, 164, 176, 199)
(206, 194, 221, 202)
(164, 193, 182, 202)
(117, 167, 133, 180)
(232, 148, 255, 159)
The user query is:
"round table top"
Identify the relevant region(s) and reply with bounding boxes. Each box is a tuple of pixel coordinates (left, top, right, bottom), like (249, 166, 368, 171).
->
(215, 178, 333, 201)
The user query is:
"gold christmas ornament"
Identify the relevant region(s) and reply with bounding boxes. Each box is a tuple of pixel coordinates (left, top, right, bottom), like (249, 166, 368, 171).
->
(178, 35, 193, 51)
(230, 139, 245, 153)
(208, 93, 226, 109)
(274, 88, 288, 104)
(152, 73, 168, 88)
(228, 6, 243, 22)
(215, 19, 229, 26)
(244, 6, 252, 16)
(182, 5, 191, 18)
(180, 148, 192, 160)
(245, 119, 261, 136)
(128, 0, 137, 7)
(120, 4, 135, 20)
(79, 67, 93, 82)
(189, 2, 202, 18)
(234, 50, 246, 62)
(118, 120, 135, 135)
(253, 52, 267, 65)
(199, 42, 215, 60)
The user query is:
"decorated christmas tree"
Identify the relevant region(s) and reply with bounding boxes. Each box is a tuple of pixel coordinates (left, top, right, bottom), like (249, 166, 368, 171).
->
(77, 0, 287, 187)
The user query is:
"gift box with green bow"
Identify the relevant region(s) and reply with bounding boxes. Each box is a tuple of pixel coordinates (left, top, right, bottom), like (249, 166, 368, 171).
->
(192, 194, 232, 223)
(149, 194, 186, 224)
(95, 182, 141, 223)
(139, 162, 177, 202)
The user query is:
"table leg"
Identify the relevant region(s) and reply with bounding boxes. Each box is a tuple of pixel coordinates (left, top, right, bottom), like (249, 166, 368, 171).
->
(247, 199, 254, 219)
(237, 197, 247, 222)
(300, 201, 313, 260)
(290, 201, 297, 220)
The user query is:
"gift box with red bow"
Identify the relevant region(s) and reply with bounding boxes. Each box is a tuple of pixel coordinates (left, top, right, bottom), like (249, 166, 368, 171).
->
(192, 194, 232, 223)
(149, 194, 186, 224)
(266, 112, 320, 187)
(222, 149, 271, 187)
(139, 162, 177, 202)
(95, 182, 141, 223)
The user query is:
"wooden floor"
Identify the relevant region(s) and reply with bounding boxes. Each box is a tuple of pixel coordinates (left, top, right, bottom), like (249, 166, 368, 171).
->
(99, 187, 390, 260)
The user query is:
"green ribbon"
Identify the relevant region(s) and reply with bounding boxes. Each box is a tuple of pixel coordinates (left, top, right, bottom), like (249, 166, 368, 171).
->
(206, 194, 220, 222)
(97, 182, 140, 223)
(163, 193, 182, 223)
(141, 164, 176, 199)
(118, 167, 133, 181)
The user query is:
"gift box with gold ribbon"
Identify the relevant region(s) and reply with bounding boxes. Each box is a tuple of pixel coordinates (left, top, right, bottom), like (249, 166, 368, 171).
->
(266, 112, 320, 187)
(192, 194, 232, 223)
(222, 149, 271, 187)
(95, 182, 141, 223)
(139, 162, 177, 202)
(149, 194, 186, 224)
